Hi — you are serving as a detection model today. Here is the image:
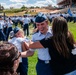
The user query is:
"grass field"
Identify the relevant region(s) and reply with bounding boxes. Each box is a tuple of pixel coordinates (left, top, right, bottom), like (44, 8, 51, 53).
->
(68, 22, 76, 40)
(13, 21, 76, 75)
(27, 21, 76, 75)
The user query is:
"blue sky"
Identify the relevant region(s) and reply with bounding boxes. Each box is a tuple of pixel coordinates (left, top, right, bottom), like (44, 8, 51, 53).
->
(0, 0, 57, 9)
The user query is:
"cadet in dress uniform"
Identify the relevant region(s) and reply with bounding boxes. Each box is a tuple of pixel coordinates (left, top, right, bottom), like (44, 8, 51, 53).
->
(22, 13, 53, 75)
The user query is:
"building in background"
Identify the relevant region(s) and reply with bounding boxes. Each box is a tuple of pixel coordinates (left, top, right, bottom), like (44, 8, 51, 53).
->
(57, 0, 76, 8)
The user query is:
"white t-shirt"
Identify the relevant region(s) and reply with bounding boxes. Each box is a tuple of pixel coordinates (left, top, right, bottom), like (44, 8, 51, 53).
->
(8, 37, 23, 62)
(8, 37, 29, 62)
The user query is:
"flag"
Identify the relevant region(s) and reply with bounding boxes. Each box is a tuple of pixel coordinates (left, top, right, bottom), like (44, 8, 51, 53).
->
(67, 8, 73, 17)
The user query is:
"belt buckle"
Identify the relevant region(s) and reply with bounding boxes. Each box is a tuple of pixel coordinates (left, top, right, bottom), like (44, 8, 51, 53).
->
(45, 60, 49, 64)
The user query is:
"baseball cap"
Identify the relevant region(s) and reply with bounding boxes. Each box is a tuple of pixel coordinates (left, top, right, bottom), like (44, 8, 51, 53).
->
(35, 12, 47, 23)
(13, 27, 20, 34)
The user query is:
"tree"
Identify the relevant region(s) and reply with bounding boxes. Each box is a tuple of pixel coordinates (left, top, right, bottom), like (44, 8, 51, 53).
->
(21, 5, 27, 10)
(0, 4, 4, 10)
(10, 7, 14, 9)
(29, 6, 34, 9)
(35, 6, 40, 8)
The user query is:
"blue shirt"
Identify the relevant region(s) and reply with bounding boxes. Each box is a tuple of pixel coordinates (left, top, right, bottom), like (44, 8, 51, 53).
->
(32, 26, 52, 61)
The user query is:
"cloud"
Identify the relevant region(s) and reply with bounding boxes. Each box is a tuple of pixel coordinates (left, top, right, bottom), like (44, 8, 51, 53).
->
(9, 3, 23, 8)
(46, 0, 57, 6)
(29, 1, 48, 7)
(52, 0, 57, 3)
(1, 2, 23, 9)
(1, 3, 10, 8)
(10, 0, 28, 3)
(1, 0, 57, 9)
(25, 0, 57, 7)
(31, 0, 57, 7)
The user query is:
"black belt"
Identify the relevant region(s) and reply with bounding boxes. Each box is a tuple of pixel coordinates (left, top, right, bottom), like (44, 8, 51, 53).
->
(38, 58, 50, 64)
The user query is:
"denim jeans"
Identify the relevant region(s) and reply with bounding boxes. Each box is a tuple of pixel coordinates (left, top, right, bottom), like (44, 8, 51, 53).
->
(64, 70, 76, 75)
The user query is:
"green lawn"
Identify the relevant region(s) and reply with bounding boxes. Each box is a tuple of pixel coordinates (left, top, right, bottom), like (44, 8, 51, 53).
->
(27, 24, 37, 75)
(28, 22, 76, 75)
(68, 22, 76, 40)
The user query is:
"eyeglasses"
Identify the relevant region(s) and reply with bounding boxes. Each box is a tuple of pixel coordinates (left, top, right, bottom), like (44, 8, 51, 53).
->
(12, 52, 21, 61)
(16, 52, 21, 60)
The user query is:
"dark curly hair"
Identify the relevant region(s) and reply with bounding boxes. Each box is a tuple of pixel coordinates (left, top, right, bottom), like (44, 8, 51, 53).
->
(0, 41, 20, 75)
